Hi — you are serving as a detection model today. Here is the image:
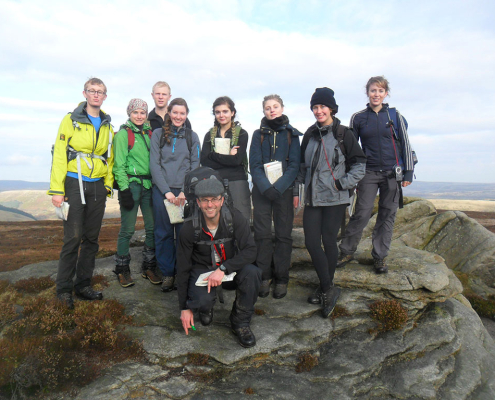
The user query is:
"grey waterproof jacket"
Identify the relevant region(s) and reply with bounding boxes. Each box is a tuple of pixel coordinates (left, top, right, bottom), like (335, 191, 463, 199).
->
(297, 119, 366, 207)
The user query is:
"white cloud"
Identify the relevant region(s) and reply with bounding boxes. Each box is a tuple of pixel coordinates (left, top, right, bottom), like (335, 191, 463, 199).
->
(0, 0, 494, 182)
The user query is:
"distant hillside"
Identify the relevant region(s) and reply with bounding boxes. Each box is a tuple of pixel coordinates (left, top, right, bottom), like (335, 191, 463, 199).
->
(0, 180, 49, 192)
(0, 210, 36, 222)
(403, 181, 495, 200)
(0, 190, 121, 221)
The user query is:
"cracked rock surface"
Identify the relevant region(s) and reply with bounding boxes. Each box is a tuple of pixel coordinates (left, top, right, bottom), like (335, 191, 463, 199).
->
(1, 199, 495, 399)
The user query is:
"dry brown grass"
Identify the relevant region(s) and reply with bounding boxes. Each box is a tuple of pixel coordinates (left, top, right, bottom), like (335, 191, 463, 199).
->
(0, 218, 144, 272)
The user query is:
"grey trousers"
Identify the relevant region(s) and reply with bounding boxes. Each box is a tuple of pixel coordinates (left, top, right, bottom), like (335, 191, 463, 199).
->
(228, 179, 251, 223)
(339, 170, 400, 260)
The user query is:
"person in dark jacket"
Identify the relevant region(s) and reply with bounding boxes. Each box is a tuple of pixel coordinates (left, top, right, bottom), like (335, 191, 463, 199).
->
(338, 76, 415, 273)
(177, 178, 262, 348)
(148, 81, 191, 132)
(150, 98, 201, 292)
(249, 94, 301, 300)
(295, 88, 366, 317)
(113, 99, 161, 288)
(201, 96, 251, 222)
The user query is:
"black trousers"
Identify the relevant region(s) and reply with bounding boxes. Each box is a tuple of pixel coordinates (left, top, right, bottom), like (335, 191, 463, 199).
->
(56, 177, 107, 294)
(304, 204, 347, 292)
(186, 264, 262, 328)
(252, 185, 294, 284)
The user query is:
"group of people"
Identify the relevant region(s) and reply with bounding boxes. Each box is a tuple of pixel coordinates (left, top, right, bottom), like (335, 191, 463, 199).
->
(48, 75, 415, 348)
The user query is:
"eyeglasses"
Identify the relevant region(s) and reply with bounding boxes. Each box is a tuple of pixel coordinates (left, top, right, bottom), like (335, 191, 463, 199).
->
(86, 89, 106, 96)
(198, 197, 222, 205)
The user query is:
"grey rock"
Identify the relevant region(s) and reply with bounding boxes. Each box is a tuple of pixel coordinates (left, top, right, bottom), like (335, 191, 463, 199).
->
(3, 197, 495, 399)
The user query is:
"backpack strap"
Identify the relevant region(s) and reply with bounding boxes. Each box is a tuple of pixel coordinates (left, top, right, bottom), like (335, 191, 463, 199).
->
(386, 107, 400, 141)
(333, 125, 350, 172)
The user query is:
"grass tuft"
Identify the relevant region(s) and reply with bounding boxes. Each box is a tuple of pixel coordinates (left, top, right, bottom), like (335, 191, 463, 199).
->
(369, 299, 408, 332)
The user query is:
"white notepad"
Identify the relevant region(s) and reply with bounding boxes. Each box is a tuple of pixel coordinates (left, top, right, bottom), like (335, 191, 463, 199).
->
(195, 271, 237, 286)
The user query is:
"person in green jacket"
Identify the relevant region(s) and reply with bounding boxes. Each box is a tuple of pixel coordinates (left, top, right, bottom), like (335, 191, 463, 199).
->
(113, 99, 160, 288)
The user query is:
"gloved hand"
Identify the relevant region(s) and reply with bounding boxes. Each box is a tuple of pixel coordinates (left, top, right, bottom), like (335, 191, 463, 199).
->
(119, 189, 135, 210)
(264, 187, 281, 201)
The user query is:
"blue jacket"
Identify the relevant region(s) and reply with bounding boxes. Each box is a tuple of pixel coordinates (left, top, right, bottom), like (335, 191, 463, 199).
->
(350, 104, 415, 182)
(249, 117, 301, 195)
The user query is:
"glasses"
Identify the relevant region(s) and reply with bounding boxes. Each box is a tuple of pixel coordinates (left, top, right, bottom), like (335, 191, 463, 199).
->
(86, 89, 106, 96)
(198, 197, 222, 205)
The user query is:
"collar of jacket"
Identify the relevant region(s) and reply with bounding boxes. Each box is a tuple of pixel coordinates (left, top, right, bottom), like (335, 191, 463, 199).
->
(71, 101, 111, 125)
(122, 119, 152, 133)
(259, 115, 295, 136)
(366, 103, 390, 113)
(307, 117, 341, 139)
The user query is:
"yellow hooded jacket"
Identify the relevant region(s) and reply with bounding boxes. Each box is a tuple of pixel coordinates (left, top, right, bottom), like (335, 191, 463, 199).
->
(48, 102, 115, 196)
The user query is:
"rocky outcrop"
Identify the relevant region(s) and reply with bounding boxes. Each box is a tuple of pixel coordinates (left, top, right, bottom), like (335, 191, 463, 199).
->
(1, 198, 495, 399)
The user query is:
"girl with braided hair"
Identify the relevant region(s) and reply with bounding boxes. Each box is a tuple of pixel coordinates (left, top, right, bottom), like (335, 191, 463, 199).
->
(201, 96, 251, 222)
(150, 98, 201, 292)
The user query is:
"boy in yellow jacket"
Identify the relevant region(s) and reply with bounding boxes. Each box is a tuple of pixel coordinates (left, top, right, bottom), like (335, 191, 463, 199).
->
(48, 77, 114, 309)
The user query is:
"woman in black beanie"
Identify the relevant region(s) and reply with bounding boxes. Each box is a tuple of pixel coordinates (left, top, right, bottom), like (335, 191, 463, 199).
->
(295, 87, 366, 317)
(249, 94, 301, 300)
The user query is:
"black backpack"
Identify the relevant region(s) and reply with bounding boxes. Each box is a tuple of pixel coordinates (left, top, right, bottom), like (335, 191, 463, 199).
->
(183, 166, 235, 244)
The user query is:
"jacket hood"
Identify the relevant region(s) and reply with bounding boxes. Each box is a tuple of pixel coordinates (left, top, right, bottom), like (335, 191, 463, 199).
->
(71, 101, 112, 124)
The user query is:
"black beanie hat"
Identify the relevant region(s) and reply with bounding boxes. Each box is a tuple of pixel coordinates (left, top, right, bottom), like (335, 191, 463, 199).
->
(310, 87, 338, 114)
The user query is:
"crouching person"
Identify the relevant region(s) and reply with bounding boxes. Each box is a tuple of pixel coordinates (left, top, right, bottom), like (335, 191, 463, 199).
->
(177, 178, 262, 348)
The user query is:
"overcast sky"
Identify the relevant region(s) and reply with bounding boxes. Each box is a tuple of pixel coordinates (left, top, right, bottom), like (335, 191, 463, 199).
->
(1, 0, 494, 183)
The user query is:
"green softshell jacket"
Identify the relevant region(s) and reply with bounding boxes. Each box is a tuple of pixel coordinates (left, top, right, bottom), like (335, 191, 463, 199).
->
(113, 120, 153, 191)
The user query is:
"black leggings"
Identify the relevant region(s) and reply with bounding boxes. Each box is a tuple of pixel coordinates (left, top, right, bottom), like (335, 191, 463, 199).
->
(303, 204, 347, 292)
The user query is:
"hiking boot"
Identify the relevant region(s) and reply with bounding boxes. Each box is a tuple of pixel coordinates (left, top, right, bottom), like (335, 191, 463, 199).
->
(232, 326, 256, 348)
(57, 292, 74, 310)
(142, 268, 162, 285)
(258, 279, 271, 298)
(273, 283, 287, 299)
(337, 253, 353, 269)
(116, 269, 135, 288)
(199, 308, 214, 326)
(114, 254, 134, 288)
(307, 287, 322, 305)
(75, 286, 103, 301)
(321, 286, 341, 318)
(374, 258, 388, 274)
(161, 276, 175, 292)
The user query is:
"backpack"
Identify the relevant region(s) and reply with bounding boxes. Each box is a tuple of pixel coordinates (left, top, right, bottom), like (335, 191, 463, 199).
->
(386, 107, 418, 166)
(209, 123, 249, 175)
(159, 126, 193, 152)
(183, 166, 235, 244)
(126, 127, 152, 150)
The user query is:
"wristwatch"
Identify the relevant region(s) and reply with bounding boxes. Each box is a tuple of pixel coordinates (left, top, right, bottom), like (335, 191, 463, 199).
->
(219, 264, 227, 272)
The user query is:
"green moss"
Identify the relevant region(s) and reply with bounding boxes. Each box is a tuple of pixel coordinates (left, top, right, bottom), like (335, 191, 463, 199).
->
(13, 276, 54, 294)
(295, 352, 319, 373)
(0, 283, 143, 397)
(187, 352, 209, 366)
(331, 305, 350, 320)
(369, 300, 408, 332)
(466, 294, 495, 319)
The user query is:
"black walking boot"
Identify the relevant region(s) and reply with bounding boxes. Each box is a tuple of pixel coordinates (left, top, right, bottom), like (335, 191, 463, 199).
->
(307, 287, 322, 304)
(373, 258, 388, 274)
(232, 326, 256, 348)
(321, 286, 341, 318)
